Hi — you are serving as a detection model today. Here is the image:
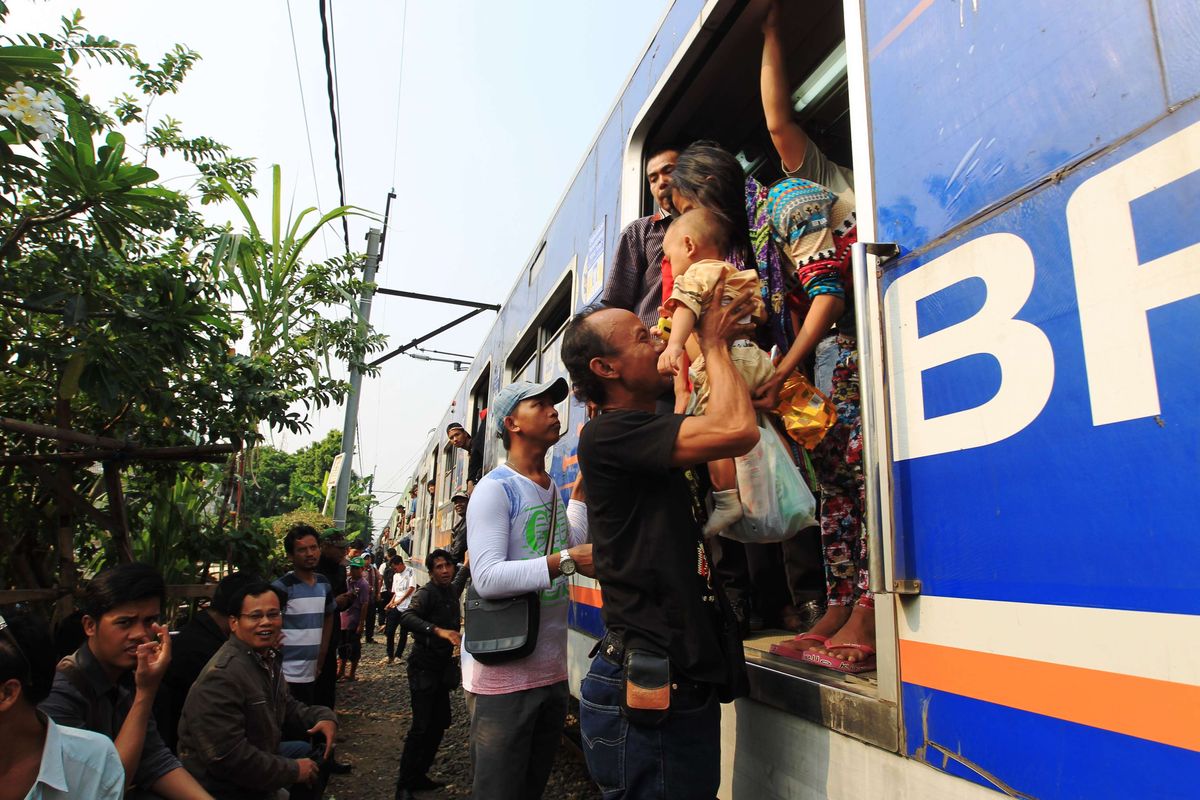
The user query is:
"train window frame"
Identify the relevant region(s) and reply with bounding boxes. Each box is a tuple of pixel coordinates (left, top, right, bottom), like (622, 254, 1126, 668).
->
(441, 441, 455, 503)
(617, 0, 900, 753)
(505, 271, 575, 385)
(470, 360, 493, 472)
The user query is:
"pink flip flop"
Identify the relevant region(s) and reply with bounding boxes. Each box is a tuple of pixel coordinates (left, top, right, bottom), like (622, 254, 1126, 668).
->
(801, 643, 876, 674)
(770, 633, 829, 661)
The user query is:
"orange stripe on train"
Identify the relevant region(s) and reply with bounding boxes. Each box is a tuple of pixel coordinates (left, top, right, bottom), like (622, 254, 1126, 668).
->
(569, 584, 602, 608)
(900, 640, 1200, 752)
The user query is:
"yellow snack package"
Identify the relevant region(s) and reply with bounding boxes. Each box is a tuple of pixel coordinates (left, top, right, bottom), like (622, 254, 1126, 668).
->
(775, 373, 836, 450)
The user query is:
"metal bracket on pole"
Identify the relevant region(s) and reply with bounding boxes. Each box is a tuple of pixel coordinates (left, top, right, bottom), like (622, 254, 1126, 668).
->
(368, 306, 491, 368)
(367, 288, 500, 371)
(375, 287, 500, 312)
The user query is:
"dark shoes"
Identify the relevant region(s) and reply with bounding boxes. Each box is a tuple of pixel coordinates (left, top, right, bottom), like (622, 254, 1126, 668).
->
(780, 599, 827, 632)
(329, 759, 353, 775)
(728, 595, 763, 639)
(395, 775, 444, 798)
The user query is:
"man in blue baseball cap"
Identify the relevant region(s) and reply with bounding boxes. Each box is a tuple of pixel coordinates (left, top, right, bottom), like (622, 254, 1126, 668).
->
(463, 376, 594, 800)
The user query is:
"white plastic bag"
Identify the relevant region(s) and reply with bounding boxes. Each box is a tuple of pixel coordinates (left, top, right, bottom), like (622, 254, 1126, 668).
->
(722, 421, 817, 543)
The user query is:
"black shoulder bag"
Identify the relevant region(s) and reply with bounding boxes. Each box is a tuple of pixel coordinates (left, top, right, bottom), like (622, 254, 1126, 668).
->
(463, 489, 558, 665)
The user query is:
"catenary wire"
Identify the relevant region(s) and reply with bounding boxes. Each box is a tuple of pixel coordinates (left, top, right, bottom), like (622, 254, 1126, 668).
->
(285, 0, 333, 260)
(318, 0, 351, 254)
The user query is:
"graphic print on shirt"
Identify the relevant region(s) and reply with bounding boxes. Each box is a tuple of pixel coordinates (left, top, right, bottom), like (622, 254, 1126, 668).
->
(521, 500, 569, 603)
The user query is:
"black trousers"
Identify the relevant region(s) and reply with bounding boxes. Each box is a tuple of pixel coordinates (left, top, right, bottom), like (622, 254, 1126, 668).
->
(378, 592, 393, 626)
(385, 608, 409, 660)
(396, 664, 452, 789)
(364, 602, 377, 640)
(288, 680, 316, 704)
(315, 639, 338, 709)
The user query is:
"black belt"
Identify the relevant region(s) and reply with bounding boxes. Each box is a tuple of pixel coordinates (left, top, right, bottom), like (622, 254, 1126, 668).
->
(590, 630, 625, 666)
(589, 632, 716, 697)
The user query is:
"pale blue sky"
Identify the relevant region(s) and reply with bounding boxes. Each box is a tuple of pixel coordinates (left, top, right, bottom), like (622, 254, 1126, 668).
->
(6, 0, 672, 526)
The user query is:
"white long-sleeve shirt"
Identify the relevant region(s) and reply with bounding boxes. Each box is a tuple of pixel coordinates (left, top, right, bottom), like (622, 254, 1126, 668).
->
(463, 465, 588, 694)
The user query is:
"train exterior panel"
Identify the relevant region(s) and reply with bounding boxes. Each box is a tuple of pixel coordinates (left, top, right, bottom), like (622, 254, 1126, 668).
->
(401, 1, 1200, 797)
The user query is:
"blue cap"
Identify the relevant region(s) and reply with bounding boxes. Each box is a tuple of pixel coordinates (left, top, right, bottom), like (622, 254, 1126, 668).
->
(492, 377, 569, 439)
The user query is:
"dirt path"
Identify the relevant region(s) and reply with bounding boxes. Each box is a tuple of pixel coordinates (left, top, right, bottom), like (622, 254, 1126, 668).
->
(325, 638, 601, 800)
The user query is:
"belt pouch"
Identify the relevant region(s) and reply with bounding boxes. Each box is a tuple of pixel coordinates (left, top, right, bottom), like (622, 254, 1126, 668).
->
(621, 649, 671, 728)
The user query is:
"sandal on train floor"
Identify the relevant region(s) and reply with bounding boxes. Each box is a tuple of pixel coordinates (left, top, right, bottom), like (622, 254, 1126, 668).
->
(769, 633, 829, 661)
(801, 643, 876, 674)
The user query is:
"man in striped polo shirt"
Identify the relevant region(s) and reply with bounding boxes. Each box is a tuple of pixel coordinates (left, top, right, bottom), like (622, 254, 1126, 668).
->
(273, 524, 337, 704)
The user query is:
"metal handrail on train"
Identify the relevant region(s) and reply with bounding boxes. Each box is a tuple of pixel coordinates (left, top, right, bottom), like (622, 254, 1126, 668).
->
(851, 240, 899, 596)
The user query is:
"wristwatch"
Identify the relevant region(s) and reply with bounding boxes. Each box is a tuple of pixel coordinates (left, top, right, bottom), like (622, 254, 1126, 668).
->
(558, 549, 577, 577)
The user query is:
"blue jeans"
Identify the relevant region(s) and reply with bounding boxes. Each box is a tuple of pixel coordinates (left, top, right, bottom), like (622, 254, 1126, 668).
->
(279, 740, 311, 759)
(579, 655, 721, 800)
(814, 333, 839, 396)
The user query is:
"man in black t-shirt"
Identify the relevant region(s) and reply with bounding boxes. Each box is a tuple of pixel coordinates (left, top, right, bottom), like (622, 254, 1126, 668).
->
(563, 276, 759, 799)
(446, 422, 485, 494)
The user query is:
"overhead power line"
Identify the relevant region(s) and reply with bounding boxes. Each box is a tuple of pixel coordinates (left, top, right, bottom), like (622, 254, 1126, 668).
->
(284, 0, 332, 259)
(318, 0, 351, 254)
(389, 1, 410, 188)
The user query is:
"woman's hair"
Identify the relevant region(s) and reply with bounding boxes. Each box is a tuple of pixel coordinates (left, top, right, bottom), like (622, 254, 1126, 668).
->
(0, 607, 55, 704)
(671, 140, 753, 267)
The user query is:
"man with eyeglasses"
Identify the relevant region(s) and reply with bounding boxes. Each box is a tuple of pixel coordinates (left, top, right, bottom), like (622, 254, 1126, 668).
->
(157, 571, 258, 751)
(177, 581, 337, 800)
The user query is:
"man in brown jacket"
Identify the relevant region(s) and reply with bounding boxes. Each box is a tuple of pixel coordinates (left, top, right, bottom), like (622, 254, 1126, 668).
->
(177, 580, 338, 800)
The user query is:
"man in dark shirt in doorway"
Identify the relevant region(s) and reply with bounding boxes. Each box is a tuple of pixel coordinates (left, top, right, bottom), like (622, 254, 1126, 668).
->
(445, 488, 469, 566)
(563, 275, 758, 799)
(446, 422, 485, 493)
(600, 143, 681, 330)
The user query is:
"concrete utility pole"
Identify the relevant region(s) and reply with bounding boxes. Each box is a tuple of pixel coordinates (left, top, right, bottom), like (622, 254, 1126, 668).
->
(333, 227, 381, 532)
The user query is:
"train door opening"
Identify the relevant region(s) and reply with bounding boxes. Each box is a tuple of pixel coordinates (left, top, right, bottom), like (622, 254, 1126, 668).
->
(470, 362, 492, 468)
(627, 0, 897, 750)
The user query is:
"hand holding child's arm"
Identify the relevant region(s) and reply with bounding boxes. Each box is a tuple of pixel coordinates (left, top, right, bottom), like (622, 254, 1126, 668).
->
(658, 342, 685, 376)
(658, 305, 697, 377)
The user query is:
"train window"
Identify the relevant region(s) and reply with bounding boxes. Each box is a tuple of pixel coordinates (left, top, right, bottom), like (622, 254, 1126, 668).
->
(470, 362, 493, 471)
(622, 0, 898, 751)
(506, 273, 573, 385)
(441, 442, 455, 502)
(470, 364, 491, 440)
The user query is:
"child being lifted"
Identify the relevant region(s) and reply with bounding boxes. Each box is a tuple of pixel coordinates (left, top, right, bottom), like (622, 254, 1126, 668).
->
(657, 208, 773, 536)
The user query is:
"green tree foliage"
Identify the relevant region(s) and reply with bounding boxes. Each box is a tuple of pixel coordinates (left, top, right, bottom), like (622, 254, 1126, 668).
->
(243, 430, 375, 545)
(0, 8, 380, 591)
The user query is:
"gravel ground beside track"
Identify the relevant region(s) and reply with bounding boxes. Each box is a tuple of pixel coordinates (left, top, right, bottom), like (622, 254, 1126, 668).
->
(325, 638, 601, 800)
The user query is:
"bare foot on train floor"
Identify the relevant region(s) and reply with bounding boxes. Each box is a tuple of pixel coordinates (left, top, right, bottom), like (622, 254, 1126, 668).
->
(820, 603, 876, 664)
(796, 604, 850, 647)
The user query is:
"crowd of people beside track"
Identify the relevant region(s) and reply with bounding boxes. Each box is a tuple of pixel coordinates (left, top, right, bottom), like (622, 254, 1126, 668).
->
(0, 3, 869, 798)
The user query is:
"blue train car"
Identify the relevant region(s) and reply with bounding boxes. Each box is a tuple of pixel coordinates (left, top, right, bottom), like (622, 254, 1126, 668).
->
(401, 1, 1200, 797)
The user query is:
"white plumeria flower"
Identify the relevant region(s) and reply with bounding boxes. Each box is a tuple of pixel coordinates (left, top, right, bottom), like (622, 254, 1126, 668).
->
(4, 81, 36, 99)
(37, 90, 65, 113)
(2, 83, 63, 141)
